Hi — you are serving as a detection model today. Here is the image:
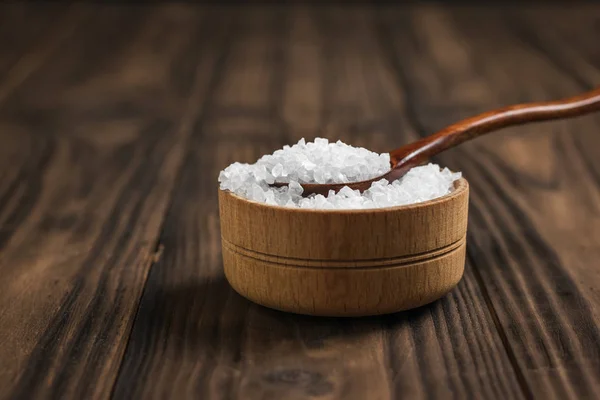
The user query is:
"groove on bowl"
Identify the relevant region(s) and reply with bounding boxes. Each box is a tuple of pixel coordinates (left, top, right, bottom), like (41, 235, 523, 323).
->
(224, 238, 466, 317)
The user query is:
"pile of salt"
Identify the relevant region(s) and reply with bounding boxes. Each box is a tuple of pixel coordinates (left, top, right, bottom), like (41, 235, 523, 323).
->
(218, 138, 461, 210)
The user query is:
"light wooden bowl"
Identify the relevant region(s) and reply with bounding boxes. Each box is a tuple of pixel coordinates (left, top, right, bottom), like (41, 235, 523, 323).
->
(218, 178, 469, 317)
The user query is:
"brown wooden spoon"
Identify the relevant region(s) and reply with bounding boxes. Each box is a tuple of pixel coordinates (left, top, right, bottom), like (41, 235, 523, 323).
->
(273, 87, 600, 196)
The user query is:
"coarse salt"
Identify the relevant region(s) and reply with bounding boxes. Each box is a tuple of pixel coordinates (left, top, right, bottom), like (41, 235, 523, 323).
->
(218, 138, 461, 209)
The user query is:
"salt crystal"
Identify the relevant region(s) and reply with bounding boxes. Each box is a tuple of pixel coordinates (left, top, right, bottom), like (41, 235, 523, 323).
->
(264, 170, 275, 185)
(272, 164, 283, 177)
(218, 137, 461, 210)
(313, 169, 326, 184)
(288, 181, 304, 196)
(251, 184, 265, 202)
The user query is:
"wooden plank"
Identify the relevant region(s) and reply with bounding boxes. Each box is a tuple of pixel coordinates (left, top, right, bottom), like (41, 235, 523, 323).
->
(0, 3, 89, 105)
(114, 6, 524, 399)
(503, 8, 600, 213)
(381, 6, 600, 398)
(509, 5, 600, 88)
(0, 3, 68, 77)
(0, 4, 231, 399)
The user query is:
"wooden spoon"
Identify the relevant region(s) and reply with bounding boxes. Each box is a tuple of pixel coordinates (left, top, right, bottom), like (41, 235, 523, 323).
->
(273, 87, 600, 196)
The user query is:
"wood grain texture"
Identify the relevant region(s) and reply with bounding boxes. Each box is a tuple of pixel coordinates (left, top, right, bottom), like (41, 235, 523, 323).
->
(223, 236, 467, 316)
(0, 3, 598, 400)
(0, 3, 89, 105)
(0, 3, 68, 77)
(0, 4, 231, 399)
(380, 5, 600, 398)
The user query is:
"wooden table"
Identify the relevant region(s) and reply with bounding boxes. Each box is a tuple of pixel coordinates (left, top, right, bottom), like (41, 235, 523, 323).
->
(1, 3, 599, 399)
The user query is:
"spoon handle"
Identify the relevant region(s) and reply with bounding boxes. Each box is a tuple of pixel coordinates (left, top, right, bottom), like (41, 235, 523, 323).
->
(390, 87, 600, 169)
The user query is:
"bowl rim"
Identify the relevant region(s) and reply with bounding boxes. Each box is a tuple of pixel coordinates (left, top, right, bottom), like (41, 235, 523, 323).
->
(219, 177, 469, 215)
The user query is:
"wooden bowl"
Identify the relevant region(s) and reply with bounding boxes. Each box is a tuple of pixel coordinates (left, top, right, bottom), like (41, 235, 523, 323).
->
(218, 178, 469, 317)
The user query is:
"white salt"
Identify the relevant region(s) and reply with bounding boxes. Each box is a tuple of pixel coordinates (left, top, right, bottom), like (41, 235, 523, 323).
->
(218, 138, 461, 210)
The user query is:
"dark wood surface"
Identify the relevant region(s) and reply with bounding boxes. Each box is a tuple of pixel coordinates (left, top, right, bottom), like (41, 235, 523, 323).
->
(0, 3, 599, 399)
